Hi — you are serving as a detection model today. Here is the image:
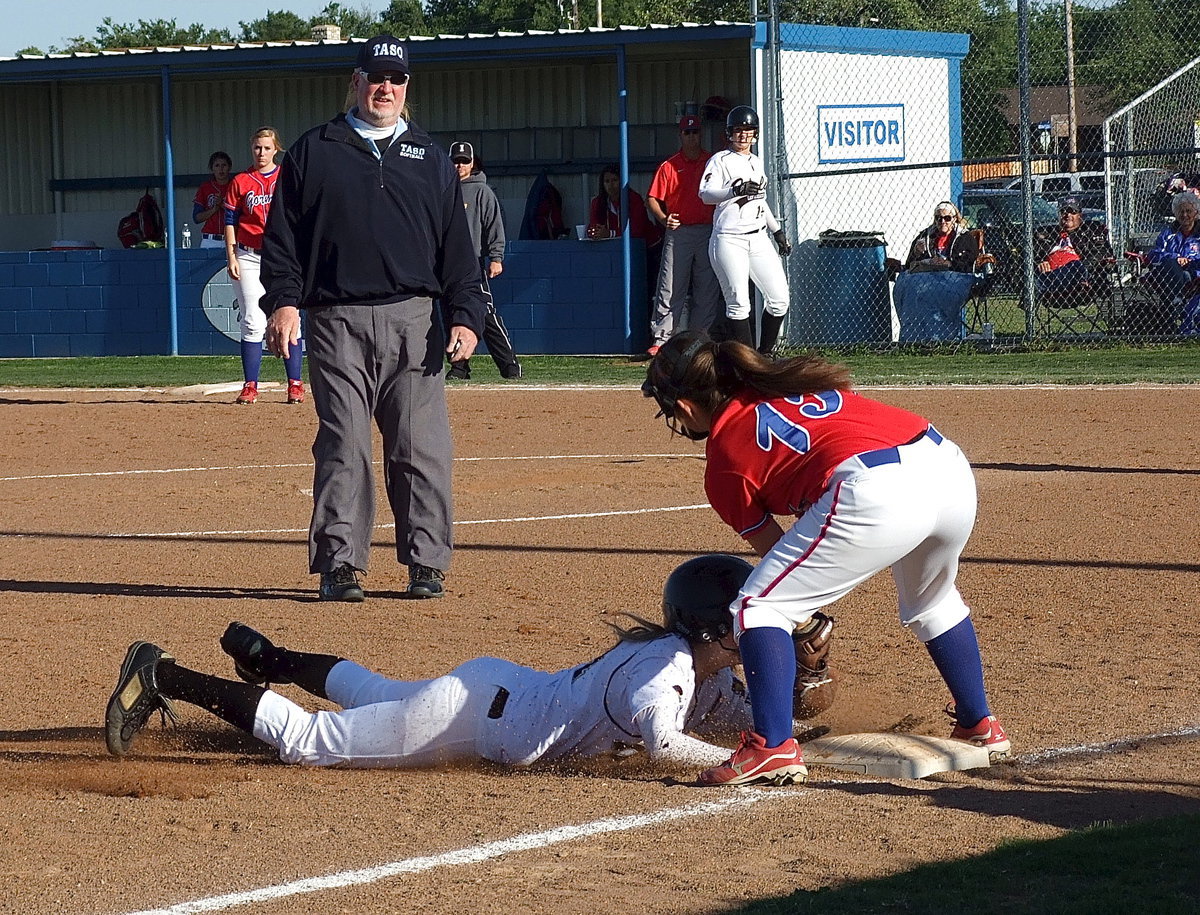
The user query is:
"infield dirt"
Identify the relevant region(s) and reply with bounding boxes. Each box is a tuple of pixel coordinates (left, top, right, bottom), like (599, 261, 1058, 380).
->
(0, 384, 1197, 913)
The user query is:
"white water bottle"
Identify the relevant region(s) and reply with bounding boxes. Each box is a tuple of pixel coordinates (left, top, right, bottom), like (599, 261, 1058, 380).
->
(182, 225, 192, 248)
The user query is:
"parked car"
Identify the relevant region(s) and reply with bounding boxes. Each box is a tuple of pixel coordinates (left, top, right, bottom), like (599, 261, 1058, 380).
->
(1003, 171, 1107, 211)
(959, 189, 1063, 292)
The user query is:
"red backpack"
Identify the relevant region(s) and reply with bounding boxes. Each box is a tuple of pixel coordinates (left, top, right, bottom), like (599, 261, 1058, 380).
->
(117, 189, 165, 248)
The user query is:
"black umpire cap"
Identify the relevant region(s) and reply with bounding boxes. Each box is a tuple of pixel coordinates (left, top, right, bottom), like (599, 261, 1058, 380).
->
(357, 35, 410, 75)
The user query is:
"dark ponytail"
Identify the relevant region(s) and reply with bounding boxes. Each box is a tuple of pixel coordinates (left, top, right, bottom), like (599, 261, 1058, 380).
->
(649, 333, 853, 419)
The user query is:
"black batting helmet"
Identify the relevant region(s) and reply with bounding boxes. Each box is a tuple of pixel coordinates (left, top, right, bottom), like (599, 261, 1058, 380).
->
(725, 105, 760, 138)
(663, 554, 753, 643)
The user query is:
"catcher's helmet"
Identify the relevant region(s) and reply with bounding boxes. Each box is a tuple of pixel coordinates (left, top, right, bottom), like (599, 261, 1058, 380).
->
(641, 331, 710, 440)
(663, 553, 753, 643)
(725, 105, 760, 138)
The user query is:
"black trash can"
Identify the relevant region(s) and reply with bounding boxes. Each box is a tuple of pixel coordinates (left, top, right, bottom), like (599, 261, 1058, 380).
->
(805, 230, 892, 345)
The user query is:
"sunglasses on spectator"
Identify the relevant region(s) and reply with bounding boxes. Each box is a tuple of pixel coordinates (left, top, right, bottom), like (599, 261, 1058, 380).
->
(362, 71, 409, 86)
(682, 129, 700, 134)
(935, 214, 956, 221)
(452, 158, 472, 165)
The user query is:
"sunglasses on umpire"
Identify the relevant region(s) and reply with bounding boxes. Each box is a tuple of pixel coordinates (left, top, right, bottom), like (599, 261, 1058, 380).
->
(362, 71, 409, 86)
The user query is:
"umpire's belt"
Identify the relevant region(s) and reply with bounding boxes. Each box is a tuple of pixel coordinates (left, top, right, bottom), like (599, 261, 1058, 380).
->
(487, 687, 510, 720)
(855, 425, 943, 468)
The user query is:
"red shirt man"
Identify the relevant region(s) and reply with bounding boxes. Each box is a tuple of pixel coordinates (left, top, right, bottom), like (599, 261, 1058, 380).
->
(646, 114, 723, 352)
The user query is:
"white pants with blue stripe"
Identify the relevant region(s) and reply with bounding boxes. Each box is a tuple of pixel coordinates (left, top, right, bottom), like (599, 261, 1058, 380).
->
(733, 431, 976, 644)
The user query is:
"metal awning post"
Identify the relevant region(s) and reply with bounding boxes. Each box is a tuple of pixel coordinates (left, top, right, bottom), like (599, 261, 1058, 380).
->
(617, 42, 632, 352)
(161, 66, 179, 356)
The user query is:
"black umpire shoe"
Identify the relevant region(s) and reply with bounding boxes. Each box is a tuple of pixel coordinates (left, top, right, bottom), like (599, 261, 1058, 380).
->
(500, 363, 522, 380)
(407, 564, 445, 598)
(319, 564, 365, 602)
(105, 641, 179, 757)
(446, 364, 471, 381)
(220, 622, 291, 686)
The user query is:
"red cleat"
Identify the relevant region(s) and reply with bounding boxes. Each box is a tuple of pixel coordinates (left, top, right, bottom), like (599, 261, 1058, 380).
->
(948, 708, 1011, 761)
(235, 381, 258, 405)
(287, 379, 305, 404)
(698, 731, 808, 786)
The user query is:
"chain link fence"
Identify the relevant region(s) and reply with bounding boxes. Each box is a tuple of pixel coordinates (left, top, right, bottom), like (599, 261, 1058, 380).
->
(762, 1, 1200, 351)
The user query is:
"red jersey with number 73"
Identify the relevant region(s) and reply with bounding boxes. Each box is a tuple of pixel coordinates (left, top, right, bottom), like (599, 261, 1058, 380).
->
(704, 388, 930, 537)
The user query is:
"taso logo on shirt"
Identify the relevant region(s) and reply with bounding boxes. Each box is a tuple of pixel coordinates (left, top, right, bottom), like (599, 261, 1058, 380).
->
(397, 142, 426, 160)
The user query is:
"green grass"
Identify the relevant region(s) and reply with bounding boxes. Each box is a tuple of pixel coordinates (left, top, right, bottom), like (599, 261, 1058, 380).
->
(726, 814, 1200, 914)
(0, 344, 1196, 388)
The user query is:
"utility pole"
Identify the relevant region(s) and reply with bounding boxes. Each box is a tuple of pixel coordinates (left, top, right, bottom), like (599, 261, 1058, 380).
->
(1065, 0, 1079, 172)
(596, 0, 603, 27)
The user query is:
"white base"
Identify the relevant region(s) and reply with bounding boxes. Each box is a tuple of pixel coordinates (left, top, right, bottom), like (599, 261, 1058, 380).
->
(803, 732, 990, 779)
(171, 382, 284, 396)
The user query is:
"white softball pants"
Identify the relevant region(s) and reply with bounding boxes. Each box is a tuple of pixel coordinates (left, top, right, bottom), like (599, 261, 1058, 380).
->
(251, 656, 525, 768)
(709, 229, 790, 320)
(232, 248, 267, 343)
(733, 431, 976, 644)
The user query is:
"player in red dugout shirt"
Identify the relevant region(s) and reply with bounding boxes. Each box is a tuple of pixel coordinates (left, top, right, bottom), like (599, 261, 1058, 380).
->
(643, 332, 1011, 786)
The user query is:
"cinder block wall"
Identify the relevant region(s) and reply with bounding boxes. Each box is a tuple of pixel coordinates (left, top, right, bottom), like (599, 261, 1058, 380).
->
(0, 242, 648, 358)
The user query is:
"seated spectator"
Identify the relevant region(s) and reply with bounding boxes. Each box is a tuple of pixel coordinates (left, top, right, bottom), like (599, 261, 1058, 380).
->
(1150, 172, 1200, 222)
(586, 164, 660, 244)
(587, 163, 664, 316)
(889, 202, 979, 342)
(902, 201, 979, 273)
(1033, 197, 1113, 297)
(1148, 191, 1200, 327)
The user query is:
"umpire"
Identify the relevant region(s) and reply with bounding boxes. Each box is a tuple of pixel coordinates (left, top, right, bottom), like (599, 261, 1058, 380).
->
(261, 35, 486, 602)
(646, 114, 721, 355)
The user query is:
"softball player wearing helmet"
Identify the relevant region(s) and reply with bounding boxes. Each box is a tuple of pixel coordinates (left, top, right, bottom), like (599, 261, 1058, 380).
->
(105, 556, 813, 775)
(700, 106, 792, 356)
(643, 333, 1010, 786)
(224, 127, 304, 405)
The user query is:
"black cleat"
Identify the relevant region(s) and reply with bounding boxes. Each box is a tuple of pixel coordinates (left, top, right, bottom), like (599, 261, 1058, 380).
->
(407, 564, 445, 598)
(220, 622, 291, 686)
(105, 642, 179, 757)
(319, 565, 365, 602)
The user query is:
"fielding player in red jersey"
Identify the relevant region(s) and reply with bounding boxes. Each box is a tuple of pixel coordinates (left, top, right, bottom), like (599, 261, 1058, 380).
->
(643, 332, 1010, 786)
(224, 127, 304, 405)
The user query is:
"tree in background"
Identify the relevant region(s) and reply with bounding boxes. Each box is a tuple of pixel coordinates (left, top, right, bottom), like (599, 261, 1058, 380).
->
(379, 0, 430, 35)
(237, 10, 311, 42)
(51, 18, 232, 53)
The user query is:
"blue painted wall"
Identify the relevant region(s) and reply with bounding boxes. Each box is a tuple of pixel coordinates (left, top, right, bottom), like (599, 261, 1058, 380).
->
(0, 241, 646, 358)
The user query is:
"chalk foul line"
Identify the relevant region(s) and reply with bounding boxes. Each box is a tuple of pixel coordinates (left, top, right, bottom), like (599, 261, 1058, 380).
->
(101, 504, 711, 539)
(0, 454, 698, 483)
(122, 789, 804, 915)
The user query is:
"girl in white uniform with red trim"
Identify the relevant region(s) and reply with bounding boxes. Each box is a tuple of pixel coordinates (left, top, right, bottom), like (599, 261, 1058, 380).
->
(700, 106, 792, 356)
(224, 127, 304, 405)
(106, 556, 823, 773)
(643, 332, 1010, 786)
